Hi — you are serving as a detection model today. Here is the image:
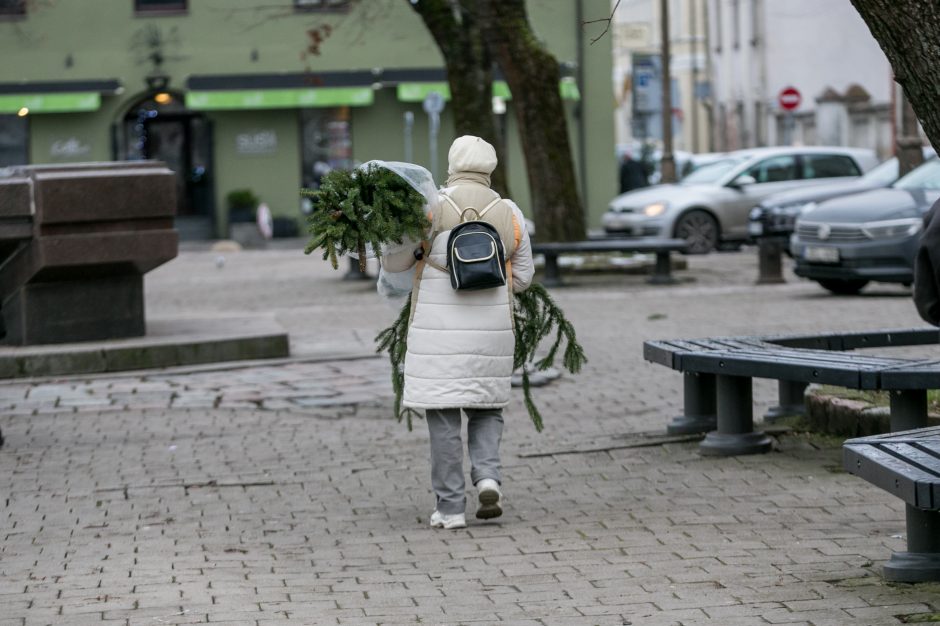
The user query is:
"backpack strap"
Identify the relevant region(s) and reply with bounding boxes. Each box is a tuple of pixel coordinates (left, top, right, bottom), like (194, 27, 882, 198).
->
(477, 197, 503, 218)
(418, 240, 449, 274)
(440, 194, 463, 219)
(441, 193, 503, 222)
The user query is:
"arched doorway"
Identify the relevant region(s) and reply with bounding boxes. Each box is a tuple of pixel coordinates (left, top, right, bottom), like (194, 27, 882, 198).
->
(119, 91, 215, 240)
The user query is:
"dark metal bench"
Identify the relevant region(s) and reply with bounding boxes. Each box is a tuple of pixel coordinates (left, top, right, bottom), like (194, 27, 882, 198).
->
(532, 238, 688, 287)
(844, 426, 940, 582)
(644, 328, 940, 456)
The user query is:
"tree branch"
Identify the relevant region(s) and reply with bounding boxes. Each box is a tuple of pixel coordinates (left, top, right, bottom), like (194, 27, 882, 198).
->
(585, 0, 621, 45)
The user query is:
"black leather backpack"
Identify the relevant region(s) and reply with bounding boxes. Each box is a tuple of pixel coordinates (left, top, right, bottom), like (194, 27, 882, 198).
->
(440, 196, 507, 291)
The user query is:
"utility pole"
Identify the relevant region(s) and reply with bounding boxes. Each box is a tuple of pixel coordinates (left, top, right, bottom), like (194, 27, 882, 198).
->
(660, 0, 676, 183)
(690, 0, 699, 154)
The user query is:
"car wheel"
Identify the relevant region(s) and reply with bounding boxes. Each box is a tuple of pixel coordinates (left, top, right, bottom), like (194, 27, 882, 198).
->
(816, 279, 869, 295)
(674, 209, 719, 254)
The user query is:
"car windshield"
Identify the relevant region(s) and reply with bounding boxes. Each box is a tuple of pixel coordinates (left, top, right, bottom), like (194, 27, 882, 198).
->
(680, 157, 747, 185)
(861, 157, 899, 186)
(893, 158, 940, 190)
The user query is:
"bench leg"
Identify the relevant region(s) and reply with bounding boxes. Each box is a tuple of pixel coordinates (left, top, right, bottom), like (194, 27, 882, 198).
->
(883, 504, 940, 582)
(764, 380, 808, 423)
(541, 253, 563, 287)
(667, 372, 717, 435)
(647, 251, 678, 285)
(700, 374, 773, 456)
(889, 389, 928, 432)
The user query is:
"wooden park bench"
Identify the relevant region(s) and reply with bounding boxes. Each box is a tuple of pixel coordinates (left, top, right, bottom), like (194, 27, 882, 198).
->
(844, 426, 940, 582)
(532, 237, 688, 287)
(0, 161, 178, 345)
(643, 327, 940, 456)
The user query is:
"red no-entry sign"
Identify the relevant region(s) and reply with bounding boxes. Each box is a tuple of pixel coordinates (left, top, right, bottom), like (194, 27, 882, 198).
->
(778, 86, 802, 111)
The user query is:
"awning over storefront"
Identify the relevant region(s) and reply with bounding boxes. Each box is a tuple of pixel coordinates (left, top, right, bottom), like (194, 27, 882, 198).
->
(186, 87, 373, 111)
(185, 71, 376, 111)
(0, 92, 100, 114)
(396, 78, 580, 102)
(182, 68, 578, 112)
(0, 79, 121, 114)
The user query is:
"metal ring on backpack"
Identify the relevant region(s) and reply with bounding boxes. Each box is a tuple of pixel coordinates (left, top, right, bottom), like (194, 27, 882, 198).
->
(460, 208, 480, 222)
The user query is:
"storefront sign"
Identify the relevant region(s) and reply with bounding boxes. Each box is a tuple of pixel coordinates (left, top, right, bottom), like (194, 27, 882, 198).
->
(0, 92, 100, 114)
(187, 87, 374, 110)
(50, 137, 91, 158)
(396, 80, 578, 103)
(236, 130, 278, 155)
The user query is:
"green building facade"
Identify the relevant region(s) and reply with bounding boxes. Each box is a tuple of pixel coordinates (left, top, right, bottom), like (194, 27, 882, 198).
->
(0, 0, 615, 239)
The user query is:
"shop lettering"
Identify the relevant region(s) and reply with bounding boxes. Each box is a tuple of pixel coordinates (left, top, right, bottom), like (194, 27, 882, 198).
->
(236, 130, 278, 155)
(50, 138, 91, 158)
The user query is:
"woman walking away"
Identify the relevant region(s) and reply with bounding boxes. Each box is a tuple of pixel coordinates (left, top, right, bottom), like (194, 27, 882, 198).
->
(382, 135, 534, 529)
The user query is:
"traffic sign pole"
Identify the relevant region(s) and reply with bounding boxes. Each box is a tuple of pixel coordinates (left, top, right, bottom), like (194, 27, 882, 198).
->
(777, 87, 801, 146)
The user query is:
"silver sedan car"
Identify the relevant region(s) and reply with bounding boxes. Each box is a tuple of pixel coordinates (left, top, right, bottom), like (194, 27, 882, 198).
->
(602, 146, 878, 253)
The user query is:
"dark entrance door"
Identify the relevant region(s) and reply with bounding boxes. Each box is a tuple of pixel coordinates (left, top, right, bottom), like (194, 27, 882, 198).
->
(122, 94, 214, 240)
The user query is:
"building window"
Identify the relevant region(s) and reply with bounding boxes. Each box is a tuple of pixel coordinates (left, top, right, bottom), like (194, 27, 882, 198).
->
(134, 0, 187, 14)
(0, 0, 26, 16)
(0, 115, 28, 167)
(750, 0, 761, 47)
(294, 0, 350, 12)
(731, 0, 740, 49)
(713, 0, 722, 53)
(300, 107, 352, 194)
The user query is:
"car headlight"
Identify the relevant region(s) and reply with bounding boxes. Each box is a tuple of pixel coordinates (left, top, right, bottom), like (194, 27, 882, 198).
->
(643, 202, 667, 217)
(749, 206, 764, 220)
(861, 218, 922, 240)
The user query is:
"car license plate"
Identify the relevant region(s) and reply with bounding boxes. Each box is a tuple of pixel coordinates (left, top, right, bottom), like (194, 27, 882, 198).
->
(804, 246, 839, 263)
(748, 222, 763, 236)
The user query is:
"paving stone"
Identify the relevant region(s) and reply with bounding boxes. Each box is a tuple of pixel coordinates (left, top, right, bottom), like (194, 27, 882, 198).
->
(1, 249, 938, 623)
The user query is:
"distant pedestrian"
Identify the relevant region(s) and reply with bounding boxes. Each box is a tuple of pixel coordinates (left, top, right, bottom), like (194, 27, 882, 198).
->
(914, 198, 940, 324)
(381, 136, 535, 529)
(619, 152, 649, 194)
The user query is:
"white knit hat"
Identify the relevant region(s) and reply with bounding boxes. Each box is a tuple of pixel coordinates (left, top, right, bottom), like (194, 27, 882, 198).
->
(447, 135, 498, 176)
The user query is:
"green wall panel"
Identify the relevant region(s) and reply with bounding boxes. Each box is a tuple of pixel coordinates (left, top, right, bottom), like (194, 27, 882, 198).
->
(1, 0, 615, 233)
(212, 110, 301, 237)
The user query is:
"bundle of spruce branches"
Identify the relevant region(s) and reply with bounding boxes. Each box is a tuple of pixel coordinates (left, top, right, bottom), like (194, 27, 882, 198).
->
(302, 164, 430, 272)
(375, 284, 587, 432)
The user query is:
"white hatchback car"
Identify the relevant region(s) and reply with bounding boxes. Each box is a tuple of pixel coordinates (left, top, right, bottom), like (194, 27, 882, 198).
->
(602, 146, 879, 253)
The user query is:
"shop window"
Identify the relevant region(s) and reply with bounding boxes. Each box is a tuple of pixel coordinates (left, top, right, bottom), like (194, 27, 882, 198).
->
(135, 0, 187, 14)
(301, 107, 352, 193)
(0, 0, 26, 16)
(294, 0, 350, 12)
(0, 115, 28, 167)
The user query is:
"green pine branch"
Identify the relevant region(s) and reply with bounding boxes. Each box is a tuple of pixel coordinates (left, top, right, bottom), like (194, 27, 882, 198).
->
(302, 165, 430, 271)
(374, 284, 587, 433)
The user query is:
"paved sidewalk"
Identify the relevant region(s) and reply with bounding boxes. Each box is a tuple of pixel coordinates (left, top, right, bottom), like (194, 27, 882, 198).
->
(2, 246, 939, 625)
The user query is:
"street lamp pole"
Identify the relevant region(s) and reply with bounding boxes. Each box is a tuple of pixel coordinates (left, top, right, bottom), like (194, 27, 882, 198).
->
(660, 0, 677, 183)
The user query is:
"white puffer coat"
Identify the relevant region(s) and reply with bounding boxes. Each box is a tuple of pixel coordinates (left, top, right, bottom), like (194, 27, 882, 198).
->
(382, 136, 534, 409)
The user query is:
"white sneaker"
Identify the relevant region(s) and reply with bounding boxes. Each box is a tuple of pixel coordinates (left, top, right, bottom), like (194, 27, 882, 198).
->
(475, 479, 503, 520)
(429, 510, 467, 529)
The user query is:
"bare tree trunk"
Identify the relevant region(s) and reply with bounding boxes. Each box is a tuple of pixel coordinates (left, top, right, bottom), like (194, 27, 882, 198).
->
(898, 92, 925, 176)
(478, 0, 586, 242)
(408, 0, 509, 196)
(850, 1, 939, 154)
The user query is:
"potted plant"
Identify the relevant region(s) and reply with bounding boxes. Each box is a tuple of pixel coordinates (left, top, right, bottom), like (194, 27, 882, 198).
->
(226, 189, 259, 224)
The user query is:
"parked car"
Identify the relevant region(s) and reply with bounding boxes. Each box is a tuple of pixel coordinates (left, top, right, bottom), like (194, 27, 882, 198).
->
(748, 147, 935, 241)
(615, 145, 726, 185)
(602, 146, 878, 253)
(791, 157, 940, 294)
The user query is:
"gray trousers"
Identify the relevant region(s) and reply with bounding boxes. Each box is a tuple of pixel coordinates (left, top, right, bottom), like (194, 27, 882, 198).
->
(426, 407, 503, 515)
